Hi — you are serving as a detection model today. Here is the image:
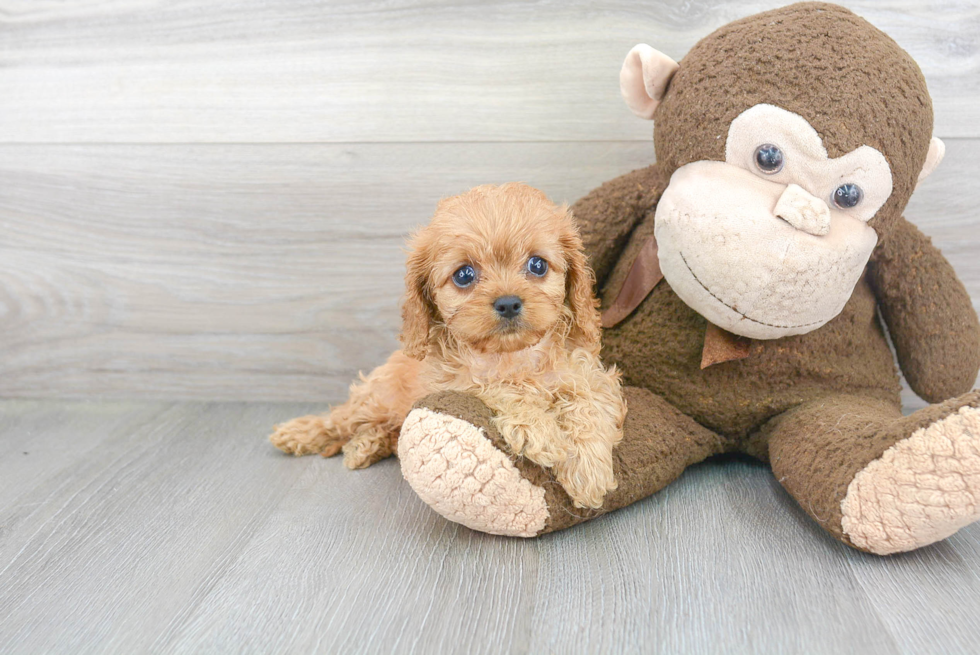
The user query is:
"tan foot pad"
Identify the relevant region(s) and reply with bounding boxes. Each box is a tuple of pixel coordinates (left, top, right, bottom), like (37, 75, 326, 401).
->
(842, 406, 980, 555)
(398, 408, 549, 537)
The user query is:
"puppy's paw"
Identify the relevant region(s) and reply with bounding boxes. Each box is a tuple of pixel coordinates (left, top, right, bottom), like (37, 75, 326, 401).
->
(269, 415, 345, 457)
(492, 414, 565, 467)
(341, 427, 397, 469)
(555, 449, 618, 509)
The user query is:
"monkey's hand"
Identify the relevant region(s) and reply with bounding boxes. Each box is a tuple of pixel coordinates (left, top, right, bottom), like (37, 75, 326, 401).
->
(869, 215, 980, 402)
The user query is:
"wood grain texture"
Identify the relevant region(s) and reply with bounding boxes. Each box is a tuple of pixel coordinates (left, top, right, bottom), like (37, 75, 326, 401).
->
(2, 399, 980, 654)
(0, 140, 656, 401)
(1, 139, 977, 402)
(0, 0, 977, 143)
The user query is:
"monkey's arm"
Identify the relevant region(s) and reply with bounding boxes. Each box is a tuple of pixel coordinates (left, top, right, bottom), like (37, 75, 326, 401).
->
(868, 216, 980, 402)
(571, 164, 667, 289)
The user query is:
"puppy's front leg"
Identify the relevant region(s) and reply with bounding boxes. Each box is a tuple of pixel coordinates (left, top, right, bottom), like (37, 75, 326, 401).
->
(485, 389, 566, 468)
(270, 413, 344, 457)
(270, 350, 426, 469)
(553, 359, 627, 509)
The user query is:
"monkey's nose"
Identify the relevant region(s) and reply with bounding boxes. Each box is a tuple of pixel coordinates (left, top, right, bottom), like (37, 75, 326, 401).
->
(774, 183, 831, 236)
(493, 295, 523, 319)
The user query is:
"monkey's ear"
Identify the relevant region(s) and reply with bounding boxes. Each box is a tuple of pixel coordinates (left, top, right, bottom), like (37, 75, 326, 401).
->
(620, 44, 679, 119)
(399, 236, 437, 360)
(916, 136, 946, 186)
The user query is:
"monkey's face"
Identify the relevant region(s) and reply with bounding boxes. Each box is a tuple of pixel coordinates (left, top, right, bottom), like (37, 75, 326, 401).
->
(618, 4, 946, 340)
(654, 104, 891, 339)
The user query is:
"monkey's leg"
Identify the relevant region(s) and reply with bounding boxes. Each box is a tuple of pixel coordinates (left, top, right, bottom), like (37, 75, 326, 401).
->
(398, 387, 725, 537)
(761, 391, 980, 554)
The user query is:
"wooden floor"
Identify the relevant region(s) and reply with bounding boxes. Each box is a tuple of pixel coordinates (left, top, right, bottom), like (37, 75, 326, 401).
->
(1, 399, 979, 654)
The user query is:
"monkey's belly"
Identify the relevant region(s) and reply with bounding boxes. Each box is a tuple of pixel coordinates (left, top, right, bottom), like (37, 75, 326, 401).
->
(600, 278, 902, 441)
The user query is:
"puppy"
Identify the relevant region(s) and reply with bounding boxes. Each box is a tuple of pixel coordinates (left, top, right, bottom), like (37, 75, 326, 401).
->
(270, 183, 626, 509)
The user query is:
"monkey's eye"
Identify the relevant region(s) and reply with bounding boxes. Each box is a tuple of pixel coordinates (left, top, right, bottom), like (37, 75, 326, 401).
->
(526, 256, 548, 277)
(452, 265, 476, 288)
(754, 144, 784, 174)
(833, 183, 863, 209)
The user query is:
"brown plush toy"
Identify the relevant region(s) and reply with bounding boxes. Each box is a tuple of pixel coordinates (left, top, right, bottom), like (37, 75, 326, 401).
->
(398, 2, 980, 554)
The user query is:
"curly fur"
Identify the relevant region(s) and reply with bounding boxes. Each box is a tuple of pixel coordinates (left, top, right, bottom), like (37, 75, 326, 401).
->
(270, 183, 627, 508)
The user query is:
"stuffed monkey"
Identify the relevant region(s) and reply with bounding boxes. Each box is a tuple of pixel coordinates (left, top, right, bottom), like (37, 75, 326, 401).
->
(398, 2, 980, 554)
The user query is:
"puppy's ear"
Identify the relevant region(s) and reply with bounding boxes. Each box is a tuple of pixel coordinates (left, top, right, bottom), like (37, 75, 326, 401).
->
(400, 231, 438, 360)
(559, 208, 602, 352)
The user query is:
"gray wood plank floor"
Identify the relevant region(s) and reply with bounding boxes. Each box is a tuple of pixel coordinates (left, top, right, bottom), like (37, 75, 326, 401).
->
(2, 399, 980, 654)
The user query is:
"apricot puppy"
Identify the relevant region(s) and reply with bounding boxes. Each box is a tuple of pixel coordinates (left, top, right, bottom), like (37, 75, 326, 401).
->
(270, 183, 626, 509)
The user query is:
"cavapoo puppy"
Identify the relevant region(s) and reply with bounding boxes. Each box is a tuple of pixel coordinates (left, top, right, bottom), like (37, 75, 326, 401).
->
(270, 183, 626, 508)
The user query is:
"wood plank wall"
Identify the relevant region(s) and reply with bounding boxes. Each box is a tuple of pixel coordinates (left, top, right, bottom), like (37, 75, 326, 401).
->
(1, 1, 978, 401)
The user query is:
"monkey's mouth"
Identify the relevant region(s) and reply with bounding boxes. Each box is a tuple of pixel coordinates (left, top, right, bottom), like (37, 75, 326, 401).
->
(678, 252, 823, 331)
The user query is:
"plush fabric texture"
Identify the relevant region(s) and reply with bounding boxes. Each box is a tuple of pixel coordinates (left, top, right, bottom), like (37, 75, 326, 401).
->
(601, 277, 901, 439)
(591, 2, 979, 441)
(773, 183, 832, 236)
(600, 236, 661, 329)
(652, 2, 932, 227)
(588, 3, 979, 551)
(574, 164, 666, 291)
(620, 44, 679, 119)
(841, 403, 980, 554)
(406, 390, 980, 546)
(763, 390, 980, 548)
(700, 323, 751, 369)
(868, 217, 980, 402)
(398, 403, 549, 537)
(917, 137, 945, 185)
(653, 160, 879, 339)
(399, 2, 980, 553)
(407, 389, 726, 535)
(581, 0, 980, 548)
(725, 104, 894, 224)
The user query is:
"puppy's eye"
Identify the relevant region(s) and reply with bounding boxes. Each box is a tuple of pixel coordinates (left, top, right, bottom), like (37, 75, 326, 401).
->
(832, 183, 863, 208)
(452, 265, 476, 288)
(526, 256, 548, 277)
(754, 144, 784, 174)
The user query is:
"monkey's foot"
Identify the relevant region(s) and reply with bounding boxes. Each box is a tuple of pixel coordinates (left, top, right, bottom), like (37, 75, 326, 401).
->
(398, 397, 550, 537)
(841, 404, 980, 555)
(399, 391, 624, 537)
(399, 388, 721, 537)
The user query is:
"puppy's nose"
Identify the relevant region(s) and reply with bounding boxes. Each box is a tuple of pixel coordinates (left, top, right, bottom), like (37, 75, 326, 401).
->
(493, 295, 523, 319)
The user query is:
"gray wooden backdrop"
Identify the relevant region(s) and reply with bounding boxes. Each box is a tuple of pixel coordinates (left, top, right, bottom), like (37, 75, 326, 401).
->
(1, 0, 978, 402)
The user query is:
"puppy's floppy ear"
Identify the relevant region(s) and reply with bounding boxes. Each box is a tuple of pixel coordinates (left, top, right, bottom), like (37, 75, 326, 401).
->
(400, 230, 438, 360)
(559, 208, 602, 351)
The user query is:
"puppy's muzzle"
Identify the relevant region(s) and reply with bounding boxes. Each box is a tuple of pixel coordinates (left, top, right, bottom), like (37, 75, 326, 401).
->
(493, 295, 523, 320)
